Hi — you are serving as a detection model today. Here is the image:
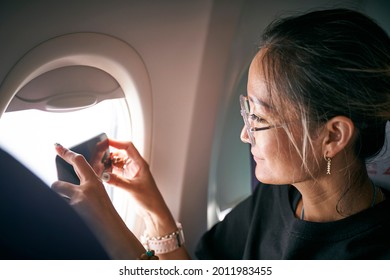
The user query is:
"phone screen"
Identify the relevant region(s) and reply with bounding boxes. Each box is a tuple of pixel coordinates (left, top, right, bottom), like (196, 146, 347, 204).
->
(55, 133, 111, 184)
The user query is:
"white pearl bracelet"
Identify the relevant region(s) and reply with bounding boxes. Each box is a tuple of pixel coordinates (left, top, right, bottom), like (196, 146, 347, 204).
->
(140, 223, 185, 255)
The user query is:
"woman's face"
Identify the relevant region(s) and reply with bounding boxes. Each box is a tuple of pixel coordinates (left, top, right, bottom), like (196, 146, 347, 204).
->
(241, 50, 321, 185)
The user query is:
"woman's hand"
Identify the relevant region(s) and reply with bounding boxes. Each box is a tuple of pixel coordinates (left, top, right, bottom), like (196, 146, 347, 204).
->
(104, 139, 190, 259)
(103, 139, 178, 237)
(51, 143, 145, 259)
(52, 143, 111, 217)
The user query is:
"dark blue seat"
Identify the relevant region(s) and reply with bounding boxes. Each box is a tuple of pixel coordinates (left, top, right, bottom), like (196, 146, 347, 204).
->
(0, 148, 109, 259)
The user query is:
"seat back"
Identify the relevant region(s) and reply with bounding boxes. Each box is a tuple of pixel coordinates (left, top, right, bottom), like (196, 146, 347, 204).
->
(0, 148, 109, 259)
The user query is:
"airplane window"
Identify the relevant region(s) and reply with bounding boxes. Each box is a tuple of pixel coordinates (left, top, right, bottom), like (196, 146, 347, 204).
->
(0, 98, 136, 227)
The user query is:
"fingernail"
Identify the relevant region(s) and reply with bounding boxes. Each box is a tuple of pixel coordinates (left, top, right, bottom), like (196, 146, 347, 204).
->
(102, 172, 110, 182)
(54, 143, 63, 152)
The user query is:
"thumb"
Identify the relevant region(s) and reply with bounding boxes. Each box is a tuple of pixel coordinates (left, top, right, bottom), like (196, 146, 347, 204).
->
(102, 172, 132, 191)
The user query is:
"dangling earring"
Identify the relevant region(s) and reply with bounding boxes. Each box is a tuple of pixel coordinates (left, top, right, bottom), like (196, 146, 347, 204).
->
(325, 155, 332, 175)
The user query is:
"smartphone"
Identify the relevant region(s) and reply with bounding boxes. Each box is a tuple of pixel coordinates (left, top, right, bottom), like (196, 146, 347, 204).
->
(55, 133, 111, 184)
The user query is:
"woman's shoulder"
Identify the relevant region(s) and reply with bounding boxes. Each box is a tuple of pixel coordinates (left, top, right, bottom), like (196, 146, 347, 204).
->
(194, 183, 290, 259)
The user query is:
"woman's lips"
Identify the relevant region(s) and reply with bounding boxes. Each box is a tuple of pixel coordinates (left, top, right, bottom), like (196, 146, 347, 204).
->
(252, 155, 263, 162)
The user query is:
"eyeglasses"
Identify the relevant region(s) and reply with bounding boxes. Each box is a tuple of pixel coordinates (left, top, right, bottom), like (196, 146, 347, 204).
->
(239, 94, 278, 145)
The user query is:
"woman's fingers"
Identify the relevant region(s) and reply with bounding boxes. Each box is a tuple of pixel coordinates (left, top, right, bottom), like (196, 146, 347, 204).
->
(102, 172, 133, 191)
(108, 139, 145, 164)
(108, 139, 147, 178)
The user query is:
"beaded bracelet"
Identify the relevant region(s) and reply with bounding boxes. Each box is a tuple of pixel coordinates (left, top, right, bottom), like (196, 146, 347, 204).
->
(140, 222, 185, 255)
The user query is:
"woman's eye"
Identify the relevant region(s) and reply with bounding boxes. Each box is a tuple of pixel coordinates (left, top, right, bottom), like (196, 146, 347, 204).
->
(249, 114, 268, 125)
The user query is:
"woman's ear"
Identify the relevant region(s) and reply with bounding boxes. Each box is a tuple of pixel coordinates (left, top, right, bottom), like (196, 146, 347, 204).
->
(322, 116, 356, 158)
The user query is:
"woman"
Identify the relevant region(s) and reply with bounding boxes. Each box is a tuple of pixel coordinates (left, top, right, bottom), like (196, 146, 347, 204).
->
(52, 8, 390, 259)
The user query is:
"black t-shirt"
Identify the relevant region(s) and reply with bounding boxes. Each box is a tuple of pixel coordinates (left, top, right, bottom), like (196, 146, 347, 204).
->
(195, 183, 390, 259)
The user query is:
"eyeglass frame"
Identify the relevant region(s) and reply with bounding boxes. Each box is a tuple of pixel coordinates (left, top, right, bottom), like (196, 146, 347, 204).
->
(239, 94, 280, 145)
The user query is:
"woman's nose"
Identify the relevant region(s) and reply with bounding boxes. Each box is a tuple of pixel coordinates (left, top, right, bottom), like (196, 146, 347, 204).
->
(240, 125, 251, 144)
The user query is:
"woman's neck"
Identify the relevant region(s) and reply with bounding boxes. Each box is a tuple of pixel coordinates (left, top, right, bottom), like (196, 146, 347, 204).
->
(293, 174, 383, 222)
